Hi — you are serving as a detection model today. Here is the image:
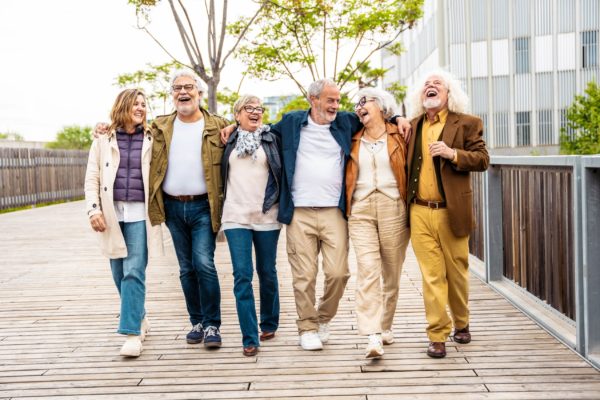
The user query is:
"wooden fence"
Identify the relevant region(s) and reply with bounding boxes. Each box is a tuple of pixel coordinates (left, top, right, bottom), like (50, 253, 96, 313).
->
(0, 148, 88, 210)
(500, 165, 575, 320)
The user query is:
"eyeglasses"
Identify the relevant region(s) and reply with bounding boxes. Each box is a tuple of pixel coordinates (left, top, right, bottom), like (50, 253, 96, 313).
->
(171, 84, 196, 93)
(243, 105, 265, 114)
(354, 96, 376, 109)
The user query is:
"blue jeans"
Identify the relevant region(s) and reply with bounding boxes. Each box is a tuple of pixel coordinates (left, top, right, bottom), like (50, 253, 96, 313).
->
(110, 220, 147, 335)
(224, 228, 280, 347)
(164, 197, 221, 328)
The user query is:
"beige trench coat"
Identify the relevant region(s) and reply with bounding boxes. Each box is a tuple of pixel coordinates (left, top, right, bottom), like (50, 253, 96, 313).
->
(84, 129, 164, 259)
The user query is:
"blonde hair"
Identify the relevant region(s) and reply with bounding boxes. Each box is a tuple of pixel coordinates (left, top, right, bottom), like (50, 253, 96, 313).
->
(407, 69, 469, 119)
(109, 89, 147, 133)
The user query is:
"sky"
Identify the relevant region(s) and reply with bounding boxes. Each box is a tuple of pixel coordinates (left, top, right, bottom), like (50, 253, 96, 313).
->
(0, 0, 298, 142)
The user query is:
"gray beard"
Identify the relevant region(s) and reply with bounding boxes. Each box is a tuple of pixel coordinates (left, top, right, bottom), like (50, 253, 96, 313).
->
(423, 98, 442, 109)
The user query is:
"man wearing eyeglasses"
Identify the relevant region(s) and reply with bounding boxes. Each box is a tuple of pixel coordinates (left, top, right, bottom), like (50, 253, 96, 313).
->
(148, 70, 229, 350)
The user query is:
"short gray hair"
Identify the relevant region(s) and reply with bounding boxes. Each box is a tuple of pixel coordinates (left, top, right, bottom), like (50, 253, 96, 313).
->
(170, 70, 206, 93)
(233, 94, 262, 115)
(407, 69, 469, 118)
(307, 78, 338, 98)
(355, 87, 398, 119)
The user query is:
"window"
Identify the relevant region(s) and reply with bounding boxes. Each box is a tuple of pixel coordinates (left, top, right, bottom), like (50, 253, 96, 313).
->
(516, 111, 531, 146)
(537, 110, 554, 145)
(476, 113, 489, 144)
(560, 109, 576, 140)
(515, 37, 530, 73)
(494, 112, 510, 148)
(582, 30, 598, 68)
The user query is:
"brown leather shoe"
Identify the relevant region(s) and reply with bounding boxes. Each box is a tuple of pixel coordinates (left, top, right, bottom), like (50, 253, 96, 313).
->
(260, 331, 275, 341)
(453, 325, 471, 344)
(427, 342, 446, 358)
(243, 346, 258, 356)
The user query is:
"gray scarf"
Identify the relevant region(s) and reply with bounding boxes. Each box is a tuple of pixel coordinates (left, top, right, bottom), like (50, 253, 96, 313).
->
(234, 125, 270, 160)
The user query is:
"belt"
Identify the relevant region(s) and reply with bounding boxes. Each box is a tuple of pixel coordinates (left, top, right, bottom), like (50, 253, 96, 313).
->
(412, 198, 446, 209)
(164, 193, 208, 202)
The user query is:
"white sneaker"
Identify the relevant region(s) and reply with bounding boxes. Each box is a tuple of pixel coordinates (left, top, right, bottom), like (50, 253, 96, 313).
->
(318, 322, 330, 343)
(381, 329, 394, 345)
(120, 335, 142, 357)
(365, 334, 384, 359)
(140, 317, 150, 342)
(299, 331, 323, 351)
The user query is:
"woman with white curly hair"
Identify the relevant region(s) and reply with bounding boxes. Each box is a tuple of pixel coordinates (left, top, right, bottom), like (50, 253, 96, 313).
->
(345, 87, 411, 359)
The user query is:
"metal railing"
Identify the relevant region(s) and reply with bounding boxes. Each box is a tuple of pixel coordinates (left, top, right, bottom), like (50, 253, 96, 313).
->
(471, 155, 600, 368)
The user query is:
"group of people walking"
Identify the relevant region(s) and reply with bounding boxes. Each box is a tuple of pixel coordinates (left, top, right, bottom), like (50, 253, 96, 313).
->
(84, 69, 489, 360)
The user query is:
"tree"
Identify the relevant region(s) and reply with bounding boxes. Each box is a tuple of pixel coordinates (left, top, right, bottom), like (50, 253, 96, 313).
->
(560, 81, 600, 155)
(273, 96, 310, 123)
(128, 0, 264, 112)
(46, 125, 93, 150)
(0, 131, 24, 141)
(235, 0, 423, 98)
(116, 61, 182, 117)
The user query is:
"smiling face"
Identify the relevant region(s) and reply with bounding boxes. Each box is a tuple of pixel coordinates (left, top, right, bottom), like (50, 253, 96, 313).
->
(421, 74, 449, 112)
(354, 96, 384, 128)
(310, 84, 341, 124)
(236, 100, 264, 132)
(172, 75, 202, 120)
(129, 94, 146, 128)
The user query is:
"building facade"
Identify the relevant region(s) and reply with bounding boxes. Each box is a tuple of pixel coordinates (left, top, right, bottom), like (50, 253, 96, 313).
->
(382, 0, 599, 154)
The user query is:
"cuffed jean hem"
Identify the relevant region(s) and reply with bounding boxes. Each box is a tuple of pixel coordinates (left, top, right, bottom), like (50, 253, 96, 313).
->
(117, 328, 141, 336)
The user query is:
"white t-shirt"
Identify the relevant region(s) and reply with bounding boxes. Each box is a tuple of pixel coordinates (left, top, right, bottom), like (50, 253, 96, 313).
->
(163, 118, 207, 196)
(291, 116, 343, 207)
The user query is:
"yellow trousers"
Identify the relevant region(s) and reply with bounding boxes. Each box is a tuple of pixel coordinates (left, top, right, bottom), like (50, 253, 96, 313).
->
(410, 204, 470, 342)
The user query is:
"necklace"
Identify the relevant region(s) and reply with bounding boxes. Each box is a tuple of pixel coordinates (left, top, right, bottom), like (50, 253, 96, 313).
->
(364, 129, 387, 142)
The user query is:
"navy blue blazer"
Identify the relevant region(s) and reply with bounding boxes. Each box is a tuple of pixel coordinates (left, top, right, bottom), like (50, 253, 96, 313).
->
(270, 109, 362, 224)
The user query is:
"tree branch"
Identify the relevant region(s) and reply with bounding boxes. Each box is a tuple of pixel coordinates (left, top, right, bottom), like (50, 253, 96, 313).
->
(214, 0, 228, 67)
(177, 0, 202, 62)
(221, 3, 264, 68)
(167, 0, 203, 70)
(140, 26, 192, 71)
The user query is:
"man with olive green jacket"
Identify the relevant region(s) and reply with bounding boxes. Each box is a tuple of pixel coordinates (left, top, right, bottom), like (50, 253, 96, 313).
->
(148, 71, 229, 349)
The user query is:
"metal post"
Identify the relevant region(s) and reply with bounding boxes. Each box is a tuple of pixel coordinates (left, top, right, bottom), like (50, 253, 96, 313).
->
(485, 162, 504, 281)
(582, 156, 600, 368)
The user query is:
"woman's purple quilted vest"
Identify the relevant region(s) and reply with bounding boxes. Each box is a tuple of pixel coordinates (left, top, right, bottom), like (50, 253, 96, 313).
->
(113, 127, 145, 202)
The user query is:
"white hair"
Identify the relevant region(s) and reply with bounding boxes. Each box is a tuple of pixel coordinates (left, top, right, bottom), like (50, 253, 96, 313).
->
(407, 69, 469, 119)
(355, 87, 398, 119)
(307, 78, 338, 98)
(170, 70, 206, 93)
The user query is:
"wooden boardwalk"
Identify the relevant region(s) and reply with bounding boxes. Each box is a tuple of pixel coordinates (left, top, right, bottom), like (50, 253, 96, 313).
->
(1, 201, 600, 399)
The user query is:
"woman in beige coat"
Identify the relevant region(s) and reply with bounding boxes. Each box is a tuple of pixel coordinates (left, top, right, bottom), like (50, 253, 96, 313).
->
(84, 89, 163, 357)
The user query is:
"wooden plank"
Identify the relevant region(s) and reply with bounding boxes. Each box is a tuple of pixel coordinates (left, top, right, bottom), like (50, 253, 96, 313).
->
(0, 201, 599, 399)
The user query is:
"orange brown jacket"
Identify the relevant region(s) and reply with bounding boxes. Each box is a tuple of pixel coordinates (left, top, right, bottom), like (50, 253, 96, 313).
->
(345, 122, 408, 217)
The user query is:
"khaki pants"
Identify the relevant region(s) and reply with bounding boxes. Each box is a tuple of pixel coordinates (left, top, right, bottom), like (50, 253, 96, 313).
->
(349, 192, 410, 335)
(410, 203, 470, 342)
(286, 207, 350, 334)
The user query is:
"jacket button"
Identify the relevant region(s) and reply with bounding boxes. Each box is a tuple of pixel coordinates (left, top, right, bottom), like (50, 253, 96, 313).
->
(414, 178, 417, 182)
(104, 187, 107, 191)
(106, 162, 109, 167)
(92, 203, 97, 208)
(418, 156, 422, 160)
(148, 136, 151, 140)
(412, 190, 415, 194)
